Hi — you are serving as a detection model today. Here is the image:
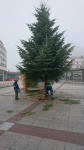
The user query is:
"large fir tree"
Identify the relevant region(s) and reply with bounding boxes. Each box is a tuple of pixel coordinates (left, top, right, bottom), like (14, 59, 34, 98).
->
(17, 3, 74, 86)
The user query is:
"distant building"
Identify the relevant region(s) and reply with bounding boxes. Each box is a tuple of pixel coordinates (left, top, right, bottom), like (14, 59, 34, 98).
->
(71, 56, 84, 69)
(63, 56, 84, 82)
(0, 40, 7, 81)
(6, 71, 21, 80)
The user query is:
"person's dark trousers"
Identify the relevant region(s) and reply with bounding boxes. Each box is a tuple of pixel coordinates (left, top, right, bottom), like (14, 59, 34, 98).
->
(50, 86, 53, 95)
(46, 85, 53, 95)
(15, 90, 18, 100)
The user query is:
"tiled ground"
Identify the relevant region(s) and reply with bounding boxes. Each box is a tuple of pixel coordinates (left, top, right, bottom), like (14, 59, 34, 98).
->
(0, 82, 84, 149)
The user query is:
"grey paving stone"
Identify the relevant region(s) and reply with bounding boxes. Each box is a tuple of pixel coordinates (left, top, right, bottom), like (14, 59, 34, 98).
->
(37, 138, 65, 150)
(38, 116, 52, 121)
(70, 105, 82, 109)
(69, 116, 84, 122)
(80, 99, 84, 104)
(0, 147, 9, 150)
(69, 106, 84, 118)
(38, 112, 54, 120)
(18, 117, 37, 125)
(68, 119, 84, 133)
(69, 112, 84, 117)
(0, 114, 12, 121)
(53, 112, 69, 119)
(33, 118, 51, 128)
(70, 109, 83, 114)
(10, 135, 42, 150)
(65, 143, 84, 150)
(0, 131, 22, 148)
(54, 83, 84, 99)
(32, 104, 43, 112)
(49, 118, 68, 131)
(53, 105, 70, 112)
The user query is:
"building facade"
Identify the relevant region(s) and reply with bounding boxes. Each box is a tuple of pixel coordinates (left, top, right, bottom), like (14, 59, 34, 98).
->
(63, 56, 84, 82)
(0, 40, 7, 81)
(71, 56, 84, 69)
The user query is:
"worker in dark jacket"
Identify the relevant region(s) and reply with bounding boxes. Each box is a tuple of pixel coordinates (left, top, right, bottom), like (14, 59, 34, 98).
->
(13, 80, 20, 100)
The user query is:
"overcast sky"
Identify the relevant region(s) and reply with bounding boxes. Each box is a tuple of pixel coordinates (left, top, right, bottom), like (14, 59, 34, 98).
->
(0, 0, 84, 71)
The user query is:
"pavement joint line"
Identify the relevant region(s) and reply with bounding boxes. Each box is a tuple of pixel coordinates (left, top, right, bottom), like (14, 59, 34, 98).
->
(9, 132, 22, 150)
(36, 136, 43, 150)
